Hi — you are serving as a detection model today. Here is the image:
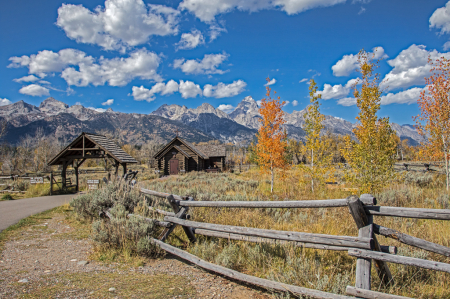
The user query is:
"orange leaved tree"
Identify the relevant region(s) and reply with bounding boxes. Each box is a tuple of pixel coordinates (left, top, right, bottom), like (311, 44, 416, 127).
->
(415, 56, 450, 191)
(256, 78, 288, 193)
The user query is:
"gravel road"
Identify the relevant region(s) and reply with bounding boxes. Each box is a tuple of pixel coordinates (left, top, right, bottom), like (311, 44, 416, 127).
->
(0, 194, 76, 232)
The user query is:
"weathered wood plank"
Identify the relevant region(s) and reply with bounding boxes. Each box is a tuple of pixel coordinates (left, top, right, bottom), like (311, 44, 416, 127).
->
(347, 196, 393, 287)
(165, 216, 373, 249)
(365, 206, 450, 220)
(345, 286, 413, 299)
(178, 197, 376, 208)
(152, 238, 352, 299)
(356, 224, 372, 289)
(194, 228, 396, 253)
(373, 224, 450, 257)
(148, 206, 176, 217)
(140, 188, 187, 201)
(348, 249, 450, 273)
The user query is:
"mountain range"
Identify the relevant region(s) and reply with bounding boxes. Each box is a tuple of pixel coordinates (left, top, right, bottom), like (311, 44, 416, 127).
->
(0, 97, 422, 145)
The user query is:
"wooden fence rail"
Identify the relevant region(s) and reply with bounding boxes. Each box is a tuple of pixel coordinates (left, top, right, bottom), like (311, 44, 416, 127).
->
(99, 186, 450, 298)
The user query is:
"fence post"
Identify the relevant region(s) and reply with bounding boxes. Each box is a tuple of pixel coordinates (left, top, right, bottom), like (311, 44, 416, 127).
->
(347, 196, 393, 288)
(50, 172, 53, 196)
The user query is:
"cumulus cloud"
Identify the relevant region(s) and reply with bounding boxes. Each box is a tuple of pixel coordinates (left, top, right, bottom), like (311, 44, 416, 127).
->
(337, 97, 356, 106)
(176, 29, 205, 50)
(380, 87, 425, 105)
(87, 107, 107, 112)
(283, 100, 290, 106)
(0, 98, 12, 106)
(56, 0, 180, 51)
(317, 78, 359, 100)
(203, 80, 247, 98)
(178, 0, 346, 22)
(209, 23, 227, 41)
(102, 99, 114, 106)
(264, 78, 276, 86)
(13, 75, 40, 83)
(8, 49, 93, 77)
(430, 1, 450, 35)
(179, 80, 202, 98)
(19, 84, 50, 97)
(332, 46, 388, 77)
(217, 104, 235, 113)
(130, 80, 179, 102)
(9, 48, 163, 87)
(173, 53, 229, 75)
(292, 100, 298, 106)
(380, 44, 450, 91)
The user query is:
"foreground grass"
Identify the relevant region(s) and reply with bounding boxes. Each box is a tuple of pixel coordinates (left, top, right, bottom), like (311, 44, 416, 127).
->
(140, 170, 450, 298)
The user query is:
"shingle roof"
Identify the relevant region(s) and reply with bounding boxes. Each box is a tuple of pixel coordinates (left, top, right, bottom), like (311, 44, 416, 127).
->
(195, 145, 226, 157)
(48, 132, 137, 165)
(173, 145, 191, 158)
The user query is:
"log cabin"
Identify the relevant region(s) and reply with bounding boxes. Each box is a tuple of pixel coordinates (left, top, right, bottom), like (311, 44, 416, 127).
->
(154, 137, 226, 175)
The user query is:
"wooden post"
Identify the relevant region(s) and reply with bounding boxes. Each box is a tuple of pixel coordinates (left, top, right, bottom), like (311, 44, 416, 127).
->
(75, 165, 79, 192)
(61, 161, 68, 189)
(159, 195, 196, 243)
(122, 163, 127, 177)
(50, 172, 53, 196)
(347, 196, 393, 288)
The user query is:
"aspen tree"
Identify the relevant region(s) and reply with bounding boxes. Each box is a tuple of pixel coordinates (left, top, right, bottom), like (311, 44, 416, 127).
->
(341, 50, 397, 194)
(256, 78, 288, 193)
(415, 56, 450, 191)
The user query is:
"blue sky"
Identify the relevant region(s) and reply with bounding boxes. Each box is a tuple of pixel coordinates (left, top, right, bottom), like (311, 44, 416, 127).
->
(2, 0, 450, 125)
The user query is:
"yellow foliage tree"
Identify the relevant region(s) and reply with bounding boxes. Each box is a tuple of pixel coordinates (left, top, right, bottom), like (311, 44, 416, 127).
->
(300, 79, 334, 192)
(256, 78, 288, 193)
(341, 50, 397, 194)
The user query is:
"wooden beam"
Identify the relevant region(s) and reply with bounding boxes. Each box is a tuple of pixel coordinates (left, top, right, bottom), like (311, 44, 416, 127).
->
(152, 238, 352, 299)
(68, 148, 100, 151)
(194, 229, 396, 253)
(346, 286, 413, 299)
(347, 196, 393, 287)
(364, 206, 450, 220)
(373, 224, 450, 257)
(60, 155, 105, 160)
(164, 216, 373, 249)
(348, 249, 450, 273)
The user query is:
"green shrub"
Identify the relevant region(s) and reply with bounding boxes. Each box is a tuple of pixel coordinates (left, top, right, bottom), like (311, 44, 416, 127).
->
(1, 194, 14, 201)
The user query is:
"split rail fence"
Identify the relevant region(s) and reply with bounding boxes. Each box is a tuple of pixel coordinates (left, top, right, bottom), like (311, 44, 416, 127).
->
(101, 187, 450, 299)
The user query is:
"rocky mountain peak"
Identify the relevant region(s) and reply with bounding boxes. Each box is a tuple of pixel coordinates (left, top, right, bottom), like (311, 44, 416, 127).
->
(39, 97, 69, 115)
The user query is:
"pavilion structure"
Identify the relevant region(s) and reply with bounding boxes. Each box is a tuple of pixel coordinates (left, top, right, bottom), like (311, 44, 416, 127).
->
(48, 132, 137, 191)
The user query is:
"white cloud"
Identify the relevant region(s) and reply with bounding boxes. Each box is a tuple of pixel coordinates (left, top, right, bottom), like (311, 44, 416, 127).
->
(19, 84, 50, 97)
(299, 78, 308, 83)
(173, 53, 228, 75)
(13, 75, 40, 83)
(332, 46, 388, 77)
(380, 87, 424, 105)
(256, 100, 262, 106)
(264, 78, 276, 86)
(430, 1, 450, 35)
(337, 97, 356, 106)
(217, 104, 235, 113)
(102, 99, 114, 106)
(176, 29, 205, 50)
(283, 100, 290, 106)
(203, 80, 246, 98)
(130, 79, 180, 101)
(178, 0, 346, 23)
(87, 107, 107, 113)
(292, 100, 298, 106)
(0, 98, 12, 106)
(317, 78, 359, 100)
(179, 80, 202, 98)
(209, 23, 227, 41)
(380, 44, 450, 91)
(56, 0, 180, 51)
(39, 80, 51, 85)
(8, 49, 92, 77)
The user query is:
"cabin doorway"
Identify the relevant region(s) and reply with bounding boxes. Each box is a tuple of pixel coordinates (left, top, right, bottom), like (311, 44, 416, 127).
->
(170, 159, 179, 175)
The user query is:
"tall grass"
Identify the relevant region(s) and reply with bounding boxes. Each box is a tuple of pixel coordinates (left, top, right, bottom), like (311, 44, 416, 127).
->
(140, 169, 450, 297)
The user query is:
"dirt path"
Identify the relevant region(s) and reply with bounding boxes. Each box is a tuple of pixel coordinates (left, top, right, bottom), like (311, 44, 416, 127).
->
(0, 194, 76, 232)
(0, 209, 271, 298)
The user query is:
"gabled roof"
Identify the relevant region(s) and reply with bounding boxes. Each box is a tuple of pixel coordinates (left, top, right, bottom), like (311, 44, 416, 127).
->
(153, 136, 209, 159)
(48, 132, 137, 165)
(196, 145, 226, 157)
